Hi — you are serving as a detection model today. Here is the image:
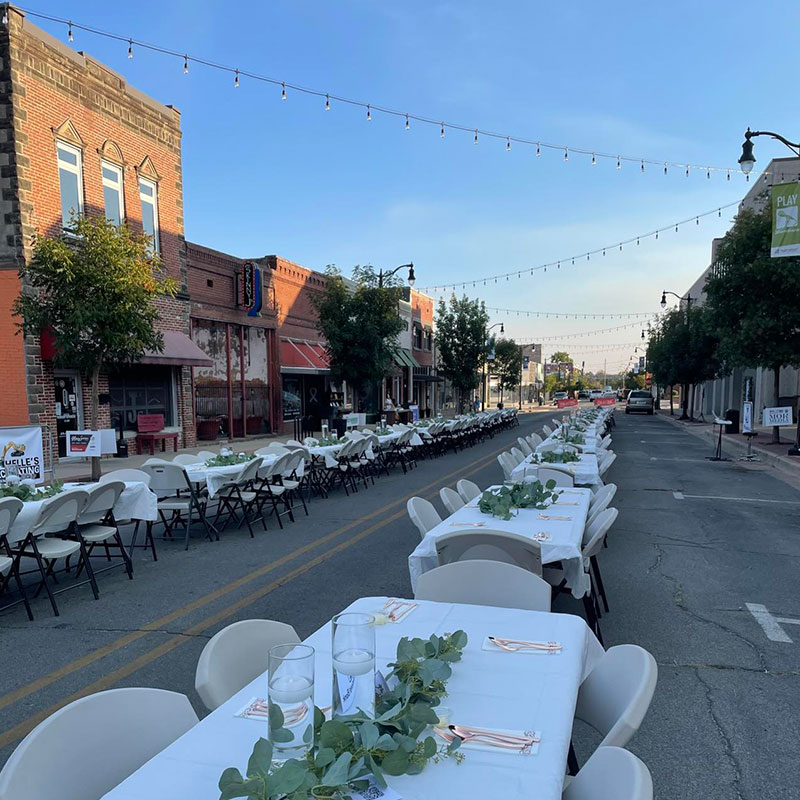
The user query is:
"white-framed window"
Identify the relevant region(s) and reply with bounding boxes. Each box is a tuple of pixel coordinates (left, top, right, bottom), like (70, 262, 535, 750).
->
(57, 141, 83, 225)
(138, 176, 160, 254)
(101, 161, 124, 225)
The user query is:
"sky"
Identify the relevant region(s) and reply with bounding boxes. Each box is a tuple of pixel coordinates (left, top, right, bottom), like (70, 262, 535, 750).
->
(20, 0, 800, 372)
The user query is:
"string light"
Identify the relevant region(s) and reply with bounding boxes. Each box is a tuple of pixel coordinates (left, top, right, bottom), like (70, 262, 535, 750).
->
(592, 153, 596, 166)
(23, 6, 766, 180)
(440, 122, 445, 138)
(183, 54, 189, 74)
(234, 69, 239, 88)
(664, 163, 667, 175)
(474, 130, 478, 145)
(281, 82, 286, 100)
(127, 39, 133, 58)
(325, 94, 330, 111)
(536, 143, 541, 157)
(640, 161, 645, 173)
(506, 136, 511, 152)
(366, 105, 371, 121)
(405, 114, 410, 130)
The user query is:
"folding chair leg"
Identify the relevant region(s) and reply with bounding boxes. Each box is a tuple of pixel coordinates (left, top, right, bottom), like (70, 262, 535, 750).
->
(29, 538, 60, 617)
(591, 555, 610, 613)
(567, 741, 580, 775)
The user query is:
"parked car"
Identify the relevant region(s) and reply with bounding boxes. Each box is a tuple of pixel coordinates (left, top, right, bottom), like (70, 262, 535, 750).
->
(625, 389, 654, 414)
(553, 391, 568, 405)
(577, 390, 590, 400)
(589, 389, 602, 400)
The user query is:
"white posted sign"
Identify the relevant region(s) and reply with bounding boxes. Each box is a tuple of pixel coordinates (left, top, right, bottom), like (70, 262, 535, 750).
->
(763, 406, 793, 427)
(1, 426, 45, 483)
(742, 401, 753, 434)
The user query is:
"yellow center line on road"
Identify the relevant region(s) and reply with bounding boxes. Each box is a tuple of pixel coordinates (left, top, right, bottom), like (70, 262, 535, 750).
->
(0, 432, 522, 747)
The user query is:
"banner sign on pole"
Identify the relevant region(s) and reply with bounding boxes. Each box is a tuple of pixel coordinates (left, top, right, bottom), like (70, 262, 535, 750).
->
(66, 430, 103, 457)
(763, 406, 793, 427)
(557, 397, 578, 409)
(594, 396, 616, 407)
(771, 182, 800, 257)
(742, 401, 753, 434)
(1, 426, 45, 483)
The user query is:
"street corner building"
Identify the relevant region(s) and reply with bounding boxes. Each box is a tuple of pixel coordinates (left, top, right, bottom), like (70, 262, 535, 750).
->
(0, 6, 204, 458)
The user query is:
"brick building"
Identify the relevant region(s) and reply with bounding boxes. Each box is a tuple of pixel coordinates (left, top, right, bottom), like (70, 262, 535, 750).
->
(0, 6, 206, 457)
(410, 288, 437, 414)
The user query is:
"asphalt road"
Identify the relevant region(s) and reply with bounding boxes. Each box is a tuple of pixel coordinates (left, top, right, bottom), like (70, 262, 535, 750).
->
(1, 408, 799, 799)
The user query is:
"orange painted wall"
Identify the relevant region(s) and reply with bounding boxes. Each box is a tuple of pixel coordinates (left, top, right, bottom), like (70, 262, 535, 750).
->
(0, 271, 30, 425)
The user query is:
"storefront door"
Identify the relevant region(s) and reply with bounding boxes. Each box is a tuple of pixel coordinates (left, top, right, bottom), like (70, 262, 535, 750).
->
(53, 372, 82, 457)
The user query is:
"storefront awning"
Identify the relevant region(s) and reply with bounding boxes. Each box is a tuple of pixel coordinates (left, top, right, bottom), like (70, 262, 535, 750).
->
(393, 348, 420, 369)
(140, 331, 213, 367)
(415, 374, 444, 383)
(280, 338, 330, 374)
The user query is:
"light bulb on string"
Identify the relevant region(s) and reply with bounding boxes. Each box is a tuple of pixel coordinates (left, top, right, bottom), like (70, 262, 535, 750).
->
(591, 153, 596, 166)
(685, 166, 689, 177)
(405, 115, 410, 130)
(696, 217, 699, 225)
(616, 156, 621, 169)
(675, 224, 679, 232)
(718, 208, 722, 217)
(727, 170, 731, 181)
(655, 231, 659, 240)
(183, 55, 189, 74)
(68, 21, 73, 41)
(664, 163, 668, 175)
(234, 70, 240, 88)
(536, 143, 541, 157)
(281, 82, 286, 100)
(440, 122, 445, 138)
(325, 94, 330, 111)
(564, 147, 569, 162)
(506, 137, 511, 152)
(707, 168, 711, 179)
(641, 161, 645, 173)
(366, 105, 372, 121)
(128, 39, 133, 58)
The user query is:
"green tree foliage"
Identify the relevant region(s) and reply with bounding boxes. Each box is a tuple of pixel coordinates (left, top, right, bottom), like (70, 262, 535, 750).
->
(312, 266, 404, 410)
(435, 295, 489, 409)
(704, 205, 800, 441)
(14, 215, 177, 480)
(549, 350, 572, 364)
(492, 338, 522, 401)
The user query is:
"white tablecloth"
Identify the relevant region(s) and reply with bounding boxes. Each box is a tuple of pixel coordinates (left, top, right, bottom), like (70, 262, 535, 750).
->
(9, 481, 157, 539)
(101, 597, 604, 800)
(408, 488, 592, 597)
(512, 453, 600, 487)
(186, 456, 278, 499)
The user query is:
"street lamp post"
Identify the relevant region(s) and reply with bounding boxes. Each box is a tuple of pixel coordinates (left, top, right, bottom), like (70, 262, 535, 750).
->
(377, 263, 415, 288)
(738, 128, 800, 175)
(482, 322, 503, 411)
(660, 290, 693, 419)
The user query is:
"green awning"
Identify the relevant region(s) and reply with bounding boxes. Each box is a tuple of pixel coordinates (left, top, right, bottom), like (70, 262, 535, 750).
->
(392, 348, 420, 368)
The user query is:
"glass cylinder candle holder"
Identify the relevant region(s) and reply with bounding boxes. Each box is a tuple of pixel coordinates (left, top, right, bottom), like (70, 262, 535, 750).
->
(268, 643, 315, 760)
(331, 612, 375, 719)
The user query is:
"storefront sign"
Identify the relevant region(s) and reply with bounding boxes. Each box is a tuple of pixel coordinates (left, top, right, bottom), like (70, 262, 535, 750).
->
(410, 404, 420, 421)
(557, 397, 578, 408)
(240, 262, 263, 316)
(66, 429, 118, 457)
(771, 182, 800, 257)
(763, 406, 793, 426)
(1, 426, 44, 483)
(594, 396, 616, 407)
(742, 401, 753, 434)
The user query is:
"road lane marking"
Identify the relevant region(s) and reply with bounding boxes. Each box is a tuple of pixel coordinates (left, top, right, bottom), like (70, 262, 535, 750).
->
(0, 433, 519, 744)
(673, 493, 800, 505)
(746, 603, 794, 643)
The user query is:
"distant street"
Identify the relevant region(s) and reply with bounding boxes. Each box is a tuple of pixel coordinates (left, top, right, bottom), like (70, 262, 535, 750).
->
(2, 408, 800, 798)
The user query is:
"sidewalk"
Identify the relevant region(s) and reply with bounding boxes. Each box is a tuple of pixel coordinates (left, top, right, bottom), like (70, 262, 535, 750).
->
(657, 410, 800, 479)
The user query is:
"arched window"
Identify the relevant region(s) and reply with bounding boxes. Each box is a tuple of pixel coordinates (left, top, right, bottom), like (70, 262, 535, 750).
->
(52, 119, 85, 227)
(99, 140, 125, 225)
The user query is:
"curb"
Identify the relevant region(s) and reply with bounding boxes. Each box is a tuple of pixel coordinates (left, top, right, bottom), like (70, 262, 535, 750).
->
(656, 411, 800, 480)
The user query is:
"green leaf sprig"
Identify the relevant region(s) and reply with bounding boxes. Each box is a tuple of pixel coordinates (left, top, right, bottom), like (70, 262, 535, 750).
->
(537, 450, 580, 464)
(0, 480, 63, 502)
(219, 630, 468, 800)
(204, 453, 257, 467)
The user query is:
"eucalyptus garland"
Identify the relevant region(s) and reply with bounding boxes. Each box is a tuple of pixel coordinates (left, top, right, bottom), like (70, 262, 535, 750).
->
(538, 451, 580, 464)
(0, 480, 63, 502)
(219, 630, 468, 800)
(478, 480, 559, 521)
(205, 453, 257, 467)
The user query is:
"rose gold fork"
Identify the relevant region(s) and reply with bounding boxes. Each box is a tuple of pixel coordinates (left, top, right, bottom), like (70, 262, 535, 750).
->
(449, 724, 540, 745)
(434, 727, 528, 751)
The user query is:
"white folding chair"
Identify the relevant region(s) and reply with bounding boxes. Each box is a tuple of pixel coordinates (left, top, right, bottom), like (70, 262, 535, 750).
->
(99, 469, 151, 486)
(456, 479, 481, 503)
(0, 687, 199, 800)
(564, 745, 653, 800)
(406, 497, 442, 539)
(435, 529, 542, 576)
(196, 450, 217, 460)
(0, 497, 32, 620)
(497, 452, 517, 481)
(415, 559, 551, 611)
(573, 645, 658, 768)
(542, 424, 553, 437)
(195, 619, 300, 711)
(510, 447, 525, 465)
(439, 486, 465, 515)
(587, 484, 617, 528)
(517, 437, 533, 456)
(172, 453, 205, 465)
(537, 467, 574, 487)
(598, 452, 617, 477)
(528, 432, 543, 447)
(76, 481, 133, 580)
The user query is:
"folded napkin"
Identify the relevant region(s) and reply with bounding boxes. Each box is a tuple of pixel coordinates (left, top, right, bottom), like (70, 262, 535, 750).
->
(537, 513, 573, 521)
(450, 521, 486, 527)
(435, 723, 540, 755)
(235, 696, 270, 720)
(482, 637, 562, 655)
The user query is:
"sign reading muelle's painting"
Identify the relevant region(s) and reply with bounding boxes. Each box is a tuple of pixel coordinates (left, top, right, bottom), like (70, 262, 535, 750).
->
(1, 426, 44, 483)
(771, 182, 800, 258)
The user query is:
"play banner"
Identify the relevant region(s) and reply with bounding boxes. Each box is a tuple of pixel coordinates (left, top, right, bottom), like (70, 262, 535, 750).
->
(771, 182, 800, 257)
(557, 397, 578, 408)
(0, 425, 45, 483)
(594, 396, 616, 407)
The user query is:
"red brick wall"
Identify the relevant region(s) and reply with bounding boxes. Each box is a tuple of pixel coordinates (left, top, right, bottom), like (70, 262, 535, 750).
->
(0, 8, 194, 448)
(0, 272, 30, 424)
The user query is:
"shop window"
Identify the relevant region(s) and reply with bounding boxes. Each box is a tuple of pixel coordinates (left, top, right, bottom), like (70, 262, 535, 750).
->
(283, 376, 302, 420)
(413, 325, 423, 350)
(102, 161, 125, 225)
(109, 368, 173, 431)
(139, 176, 160, 254)
(425, 331, 433, 351)
(57, 141, 83, 226)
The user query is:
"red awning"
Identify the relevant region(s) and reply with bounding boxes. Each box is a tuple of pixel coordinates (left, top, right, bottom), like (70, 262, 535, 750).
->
(140, 331, 213, 367)
(280, 339, 330, 372)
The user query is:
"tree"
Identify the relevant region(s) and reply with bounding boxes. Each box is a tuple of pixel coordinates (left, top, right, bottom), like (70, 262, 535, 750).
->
(435, 295, 489, 411)
(492, 338, 522, 403)
(647, 309, 685, 416)
(705, 205, 800, 442)
(312, 266, 404, 412)
(625, 371, 646, 390)
(14, 215, 177, 480)
(549, 351, 573, 364)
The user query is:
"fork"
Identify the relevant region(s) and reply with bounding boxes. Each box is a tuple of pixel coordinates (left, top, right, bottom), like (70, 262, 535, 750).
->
(489, 636, 562, 652)
(449, 724, 540, 746)
(433, 727, 528, 751)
